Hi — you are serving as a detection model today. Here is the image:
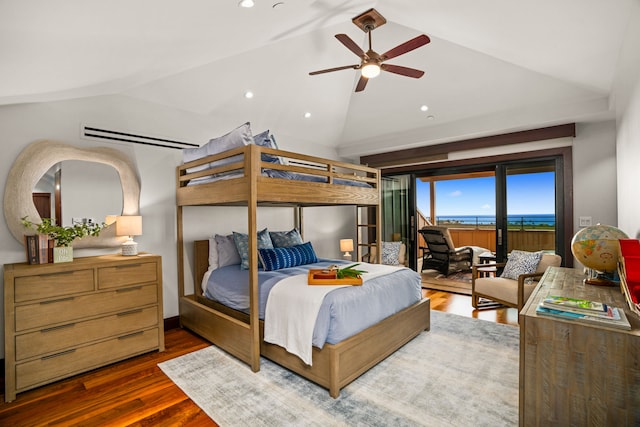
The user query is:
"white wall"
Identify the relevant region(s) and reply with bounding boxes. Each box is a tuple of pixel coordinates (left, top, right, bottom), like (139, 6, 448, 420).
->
(614, 0, 640, 239)
(0, 94, 352, 359)
(573, 121, 618, 232)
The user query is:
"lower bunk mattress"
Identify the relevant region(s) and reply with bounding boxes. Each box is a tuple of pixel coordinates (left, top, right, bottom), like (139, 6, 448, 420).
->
(204, 260, 422, 349)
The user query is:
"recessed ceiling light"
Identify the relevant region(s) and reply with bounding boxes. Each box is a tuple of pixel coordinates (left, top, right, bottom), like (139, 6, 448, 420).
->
(239, 0, 255, 8)
(304, 112, 311, 118)
(427, 115, 435, 120)
(420, 105, 429, 112)
(244, 91, 254, 99)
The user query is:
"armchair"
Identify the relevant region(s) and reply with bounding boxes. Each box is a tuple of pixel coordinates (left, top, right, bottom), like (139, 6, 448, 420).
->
(419, 226, 473, 276)
(472, 252, 562, 312)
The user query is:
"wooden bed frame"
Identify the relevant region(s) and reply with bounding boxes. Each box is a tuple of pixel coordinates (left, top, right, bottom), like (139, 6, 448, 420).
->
(176, 144, 431, 397)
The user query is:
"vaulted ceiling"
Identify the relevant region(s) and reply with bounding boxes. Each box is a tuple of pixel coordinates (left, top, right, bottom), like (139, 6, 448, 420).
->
(0, 0, 634, 158)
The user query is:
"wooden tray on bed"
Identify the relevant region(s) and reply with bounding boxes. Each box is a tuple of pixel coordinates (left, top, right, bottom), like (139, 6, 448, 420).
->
(307, 269, 363, 286)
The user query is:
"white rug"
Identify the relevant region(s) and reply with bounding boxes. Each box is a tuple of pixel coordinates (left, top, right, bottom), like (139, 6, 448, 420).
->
(159, 311, 519, 426)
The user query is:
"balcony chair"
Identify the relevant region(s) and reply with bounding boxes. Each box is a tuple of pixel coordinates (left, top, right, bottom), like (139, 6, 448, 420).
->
(419, 226, 474, 276)
(472, 251, 562, 312)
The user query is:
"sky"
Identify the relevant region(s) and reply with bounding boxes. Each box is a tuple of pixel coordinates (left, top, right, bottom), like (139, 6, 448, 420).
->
(416, 172, 555, 216)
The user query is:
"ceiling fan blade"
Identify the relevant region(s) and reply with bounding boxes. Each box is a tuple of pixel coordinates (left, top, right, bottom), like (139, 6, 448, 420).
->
(355, 75, 368, 92)
(335, 34, 365, 58)
(381, 34, 430, 61)
(309, 64, 359, 75)
(381, 63, 425, 78)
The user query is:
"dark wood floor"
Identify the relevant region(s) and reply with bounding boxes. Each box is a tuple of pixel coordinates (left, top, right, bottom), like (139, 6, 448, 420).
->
(0, 290, 517, 426)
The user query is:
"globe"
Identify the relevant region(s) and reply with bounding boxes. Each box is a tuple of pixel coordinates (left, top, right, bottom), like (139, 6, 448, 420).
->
(571, 224, 628, 273)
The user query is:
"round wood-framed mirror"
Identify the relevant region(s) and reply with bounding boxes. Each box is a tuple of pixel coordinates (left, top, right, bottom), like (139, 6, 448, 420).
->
(4, 140, 141, 248)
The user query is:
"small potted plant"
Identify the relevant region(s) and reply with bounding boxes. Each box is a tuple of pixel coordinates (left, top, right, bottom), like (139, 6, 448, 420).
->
(22, 216, 103, 263)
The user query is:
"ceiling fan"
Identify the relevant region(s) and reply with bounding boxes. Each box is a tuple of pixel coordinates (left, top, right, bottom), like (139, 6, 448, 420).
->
(309, 8, 430, 92)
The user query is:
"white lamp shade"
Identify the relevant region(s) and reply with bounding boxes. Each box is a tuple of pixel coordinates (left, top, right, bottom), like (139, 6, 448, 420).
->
(116, 215, 142, 237)
(340, 239, 354, 252)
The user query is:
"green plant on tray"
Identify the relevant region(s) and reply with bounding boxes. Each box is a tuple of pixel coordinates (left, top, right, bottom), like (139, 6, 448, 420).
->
(337, 263, 367, 279)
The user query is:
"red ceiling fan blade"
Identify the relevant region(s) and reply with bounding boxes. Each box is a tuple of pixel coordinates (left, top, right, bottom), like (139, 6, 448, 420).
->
(381, 63, 425, 78)
(309, 64, 359, 75)
(355, 75, 368, 92)
(335, 34, 366, 58)
(381, 34, 430, 61)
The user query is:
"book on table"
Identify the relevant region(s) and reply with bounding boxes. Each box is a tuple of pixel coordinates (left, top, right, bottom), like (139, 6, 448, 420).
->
(535, 304, 632, 330)
(541, 295, 609, 316)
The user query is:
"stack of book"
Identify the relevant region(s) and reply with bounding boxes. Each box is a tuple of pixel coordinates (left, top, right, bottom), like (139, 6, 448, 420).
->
(536, 295, 631, 330)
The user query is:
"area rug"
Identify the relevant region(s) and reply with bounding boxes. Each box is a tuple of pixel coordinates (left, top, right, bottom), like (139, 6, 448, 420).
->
(159, 311, 519, 426)
(421, 270, 473, 295)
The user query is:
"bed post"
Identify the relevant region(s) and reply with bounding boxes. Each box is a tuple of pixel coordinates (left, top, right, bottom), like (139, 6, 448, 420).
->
(248, 144, 261, 372)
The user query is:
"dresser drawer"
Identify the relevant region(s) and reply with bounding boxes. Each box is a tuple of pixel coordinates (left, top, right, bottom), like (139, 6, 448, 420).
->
(98, 261, 157, 289)
(14, 269, 94, 303)
(15, 328, 159, 391)
(15, 306, 159, 361)
(15, 284, 158, 332)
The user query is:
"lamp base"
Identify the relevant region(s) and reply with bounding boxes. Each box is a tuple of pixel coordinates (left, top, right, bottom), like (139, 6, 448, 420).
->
(121, 240, 138, 256)
(342, 252, 352, 261)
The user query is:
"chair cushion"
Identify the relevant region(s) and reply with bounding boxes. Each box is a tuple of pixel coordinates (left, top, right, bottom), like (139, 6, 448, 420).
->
(422, 226, 456, 249)
(500, 250, 543, 280)
(536, 253, 562, 273)
(475, 277, 538, 305)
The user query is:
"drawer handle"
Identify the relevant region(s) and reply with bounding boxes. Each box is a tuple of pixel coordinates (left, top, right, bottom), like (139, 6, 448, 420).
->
(117, 309, 143, 317)
(42, 348, 76, 360)
(36, 271, 75, 278)
(114, 264, 142, 269)
(40, 296, 74, 305)
(118, 331, 144, 340)
(41, 323, 75, 333)
(116, 286, 142, 293)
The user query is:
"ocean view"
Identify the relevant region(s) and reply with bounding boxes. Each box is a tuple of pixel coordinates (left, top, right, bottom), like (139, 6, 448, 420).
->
(436, 214, 555, 228)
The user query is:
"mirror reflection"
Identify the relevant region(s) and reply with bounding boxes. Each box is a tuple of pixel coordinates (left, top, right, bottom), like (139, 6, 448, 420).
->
(33, 161, 123, 227)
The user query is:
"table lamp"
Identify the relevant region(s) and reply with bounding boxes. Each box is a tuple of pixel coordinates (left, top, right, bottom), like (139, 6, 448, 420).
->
(116, 215, 142, 256)
(340, 238, 354, 260)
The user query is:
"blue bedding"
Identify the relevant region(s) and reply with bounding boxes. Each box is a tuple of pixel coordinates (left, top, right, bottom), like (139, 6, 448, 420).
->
(187, 169, 371, 188)
(205, 260, 422, 349)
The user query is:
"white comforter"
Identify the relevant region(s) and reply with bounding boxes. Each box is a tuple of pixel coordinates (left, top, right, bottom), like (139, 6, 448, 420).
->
(263, 263, 403, 365)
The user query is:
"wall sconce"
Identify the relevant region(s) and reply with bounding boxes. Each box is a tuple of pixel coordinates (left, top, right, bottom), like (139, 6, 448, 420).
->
(116, 215, 142, 256)
(340, 238, 354, 260)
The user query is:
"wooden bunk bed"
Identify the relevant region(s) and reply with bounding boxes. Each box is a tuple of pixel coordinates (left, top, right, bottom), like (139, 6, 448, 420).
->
(176, 143, 431, 397)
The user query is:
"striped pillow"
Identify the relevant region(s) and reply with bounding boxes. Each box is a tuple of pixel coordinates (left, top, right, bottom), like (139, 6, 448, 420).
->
(258, 242, 318, 271)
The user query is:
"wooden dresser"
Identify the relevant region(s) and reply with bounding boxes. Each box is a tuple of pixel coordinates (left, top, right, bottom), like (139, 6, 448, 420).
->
(519, 266, 640, 426)
(3, 253, 164, 402)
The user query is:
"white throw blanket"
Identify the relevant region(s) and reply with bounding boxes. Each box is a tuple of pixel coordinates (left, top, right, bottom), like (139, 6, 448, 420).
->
(263, 263, 403, 365)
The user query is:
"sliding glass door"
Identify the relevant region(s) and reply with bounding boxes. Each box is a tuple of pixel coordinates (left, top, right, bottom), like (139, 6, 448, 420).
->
(381, 175, 416, 268)
(386, 156, 565, 270)
(495, 161, 559, 262)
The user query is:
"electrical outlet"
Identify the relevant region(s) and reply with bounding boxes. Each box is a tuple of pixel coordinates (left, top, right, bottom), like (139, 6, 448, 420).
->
(579, 216, 592, 227)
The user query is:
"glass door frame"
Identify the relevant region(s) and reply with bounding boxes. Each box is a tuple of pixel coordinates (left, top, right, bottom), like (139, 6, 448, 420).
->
(382, 148, 571, 270)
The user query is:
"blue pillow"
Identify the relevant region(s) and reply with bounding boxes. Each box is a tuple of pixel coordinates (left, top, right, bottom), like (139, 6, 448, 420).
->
(269, 228, 304, 248)
(253, 129, 282, 164)
(233, 228, 274, 270)
(214, 234, 241, 267)
(183, 122, 253, 176)
(258, 242, 318, 271)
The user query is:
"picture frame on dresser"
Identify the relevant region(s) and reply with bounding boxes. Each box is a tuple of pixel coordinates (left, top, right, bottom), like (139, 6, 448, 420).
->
(3, 253, 164, 402)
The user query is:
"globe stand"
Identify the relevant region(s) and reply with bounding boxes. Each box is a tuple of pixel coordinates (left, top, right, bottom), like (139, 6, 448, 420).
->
(584, 269, 618, 287)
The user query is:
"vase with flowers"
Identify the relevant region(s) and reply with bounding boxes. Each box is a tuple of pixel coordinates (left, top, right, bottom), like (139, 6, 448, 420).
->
(21, 217, 103, 263)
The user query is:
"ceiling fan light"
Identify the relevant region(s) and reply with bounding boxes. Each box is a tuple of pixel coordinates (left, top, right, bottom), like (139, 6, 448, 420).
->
(361, 63, 381, 78)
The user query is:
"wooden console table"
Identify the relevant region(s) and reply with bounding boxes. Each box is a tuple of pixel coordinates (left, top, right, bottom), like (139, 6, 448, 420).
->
(519, 266, 640, 426)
